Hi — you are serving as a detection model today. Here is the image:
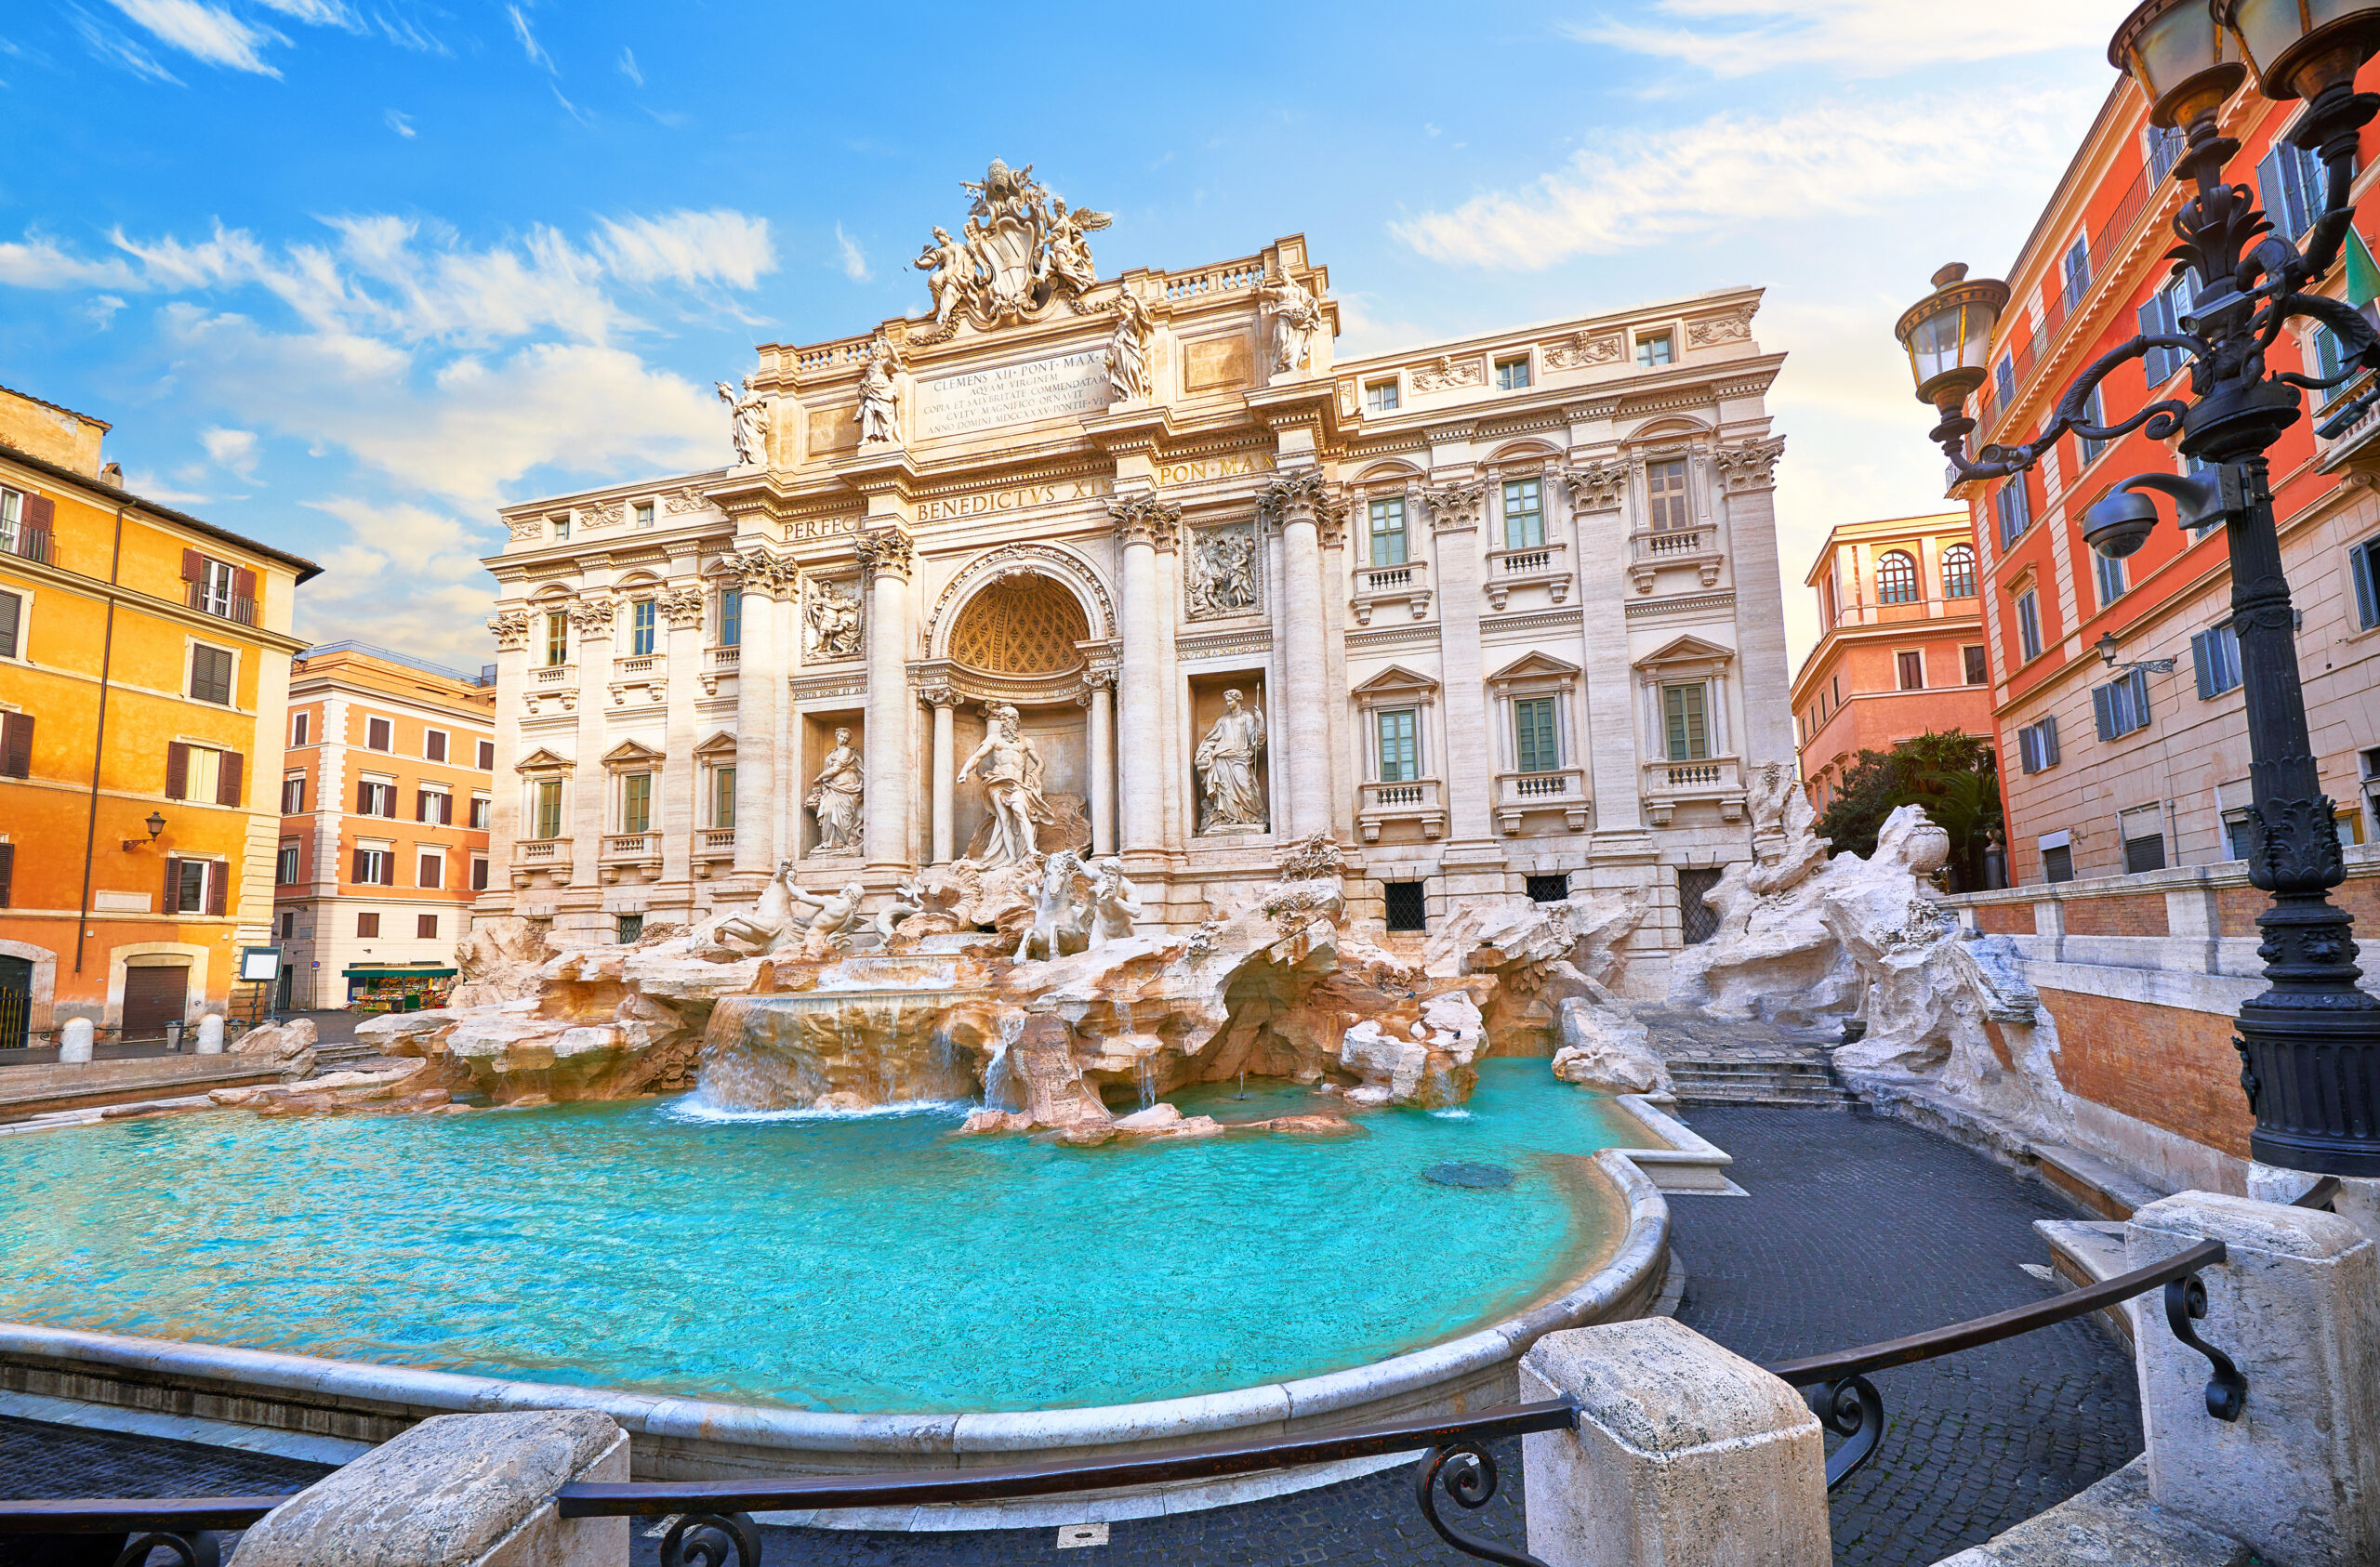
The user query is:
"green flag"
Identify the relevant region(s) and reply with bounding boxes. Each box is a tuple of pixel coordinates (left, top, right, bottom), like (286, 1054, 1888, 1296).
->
(2347, 226, 2380, 310)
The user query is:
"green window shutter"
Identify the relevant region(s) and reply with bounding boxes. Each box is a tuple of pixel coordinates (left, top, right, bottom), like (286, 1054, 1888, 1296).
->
(1514, 698, 1557, 773)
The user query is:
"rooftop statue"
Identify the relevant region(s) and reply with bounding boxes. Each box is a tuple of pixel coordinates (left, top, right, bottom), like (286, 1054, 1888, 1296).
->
(911, 159, 1110, 332)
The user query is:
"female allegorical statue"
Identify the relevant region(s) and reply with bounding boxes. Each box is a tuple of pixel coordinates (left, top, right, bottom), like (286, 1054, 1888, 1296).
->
(1194, 689, 1267, 834)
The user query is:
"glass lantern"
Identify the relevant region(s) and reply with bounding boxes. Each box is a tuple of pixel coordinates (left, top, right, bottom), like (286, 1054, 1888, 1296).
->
(2217, 0, 2380, 101)
(1895, 264, 2011, 413)
(2112, 0, 2252, 125)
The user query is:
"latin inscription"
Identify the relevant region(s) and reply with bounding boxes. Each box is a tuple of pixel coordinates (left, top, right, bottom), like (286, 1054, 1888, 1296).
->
(915, 477, 1115, 523)
(1156, 454, 1275, 486)
(917, 349, 1111, 441)
(785, 513, 862, 541)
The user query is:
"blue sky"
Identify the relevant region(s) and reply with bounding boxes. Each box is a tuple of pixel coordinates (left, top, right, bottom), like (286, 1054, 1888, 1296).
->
(2, 0, 2137, 669)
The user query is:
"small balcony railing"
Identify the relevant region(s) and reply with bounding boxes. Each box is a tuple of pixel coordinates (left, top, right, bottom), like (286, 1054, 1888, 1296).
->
(186, 580, 257, 625)
(1626, 528, 1724, 594)
(1641, 755, 1745, 826)
(516, 836, 570, 863)
(708, 645, 741, 671)
(694, 827, 736, 878)
(1494, 768, 1590, 834)
(533, 664, 576, 686)
(1483, 541, 1571, 610)
(615, 654, 661, 677)
(700, 644, 740, 696)
(1, 526, 51, 565)
(1355, 776, 1446, 842)
(1351, 558, 1432, 625)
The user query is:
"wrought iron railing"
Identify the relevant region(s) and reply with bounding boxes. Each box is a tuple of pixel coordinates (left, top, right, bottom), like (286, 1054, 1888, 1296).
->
(4, 1184, 2308, 1567)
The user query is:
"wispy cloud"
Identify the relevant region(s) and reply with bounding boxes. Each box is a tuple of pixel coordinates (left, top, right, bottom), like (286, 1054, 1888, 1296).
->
(66, 6, 184, 83)
(248, 0, 358, 25)
(507, 4, 552, 72)
(0, 230, 141, 288)
(594, 209, 776, 291)
(384, 107, 415, 138)
(107, 0, 285, 76)
(1566, 0, 2134, 78)
(550, 85, 590, 125)
(616, 44, 641, 85)
(199, 425, 260, 479)
(1392, 86, 2095, 269)
(833, 223, 869, 283)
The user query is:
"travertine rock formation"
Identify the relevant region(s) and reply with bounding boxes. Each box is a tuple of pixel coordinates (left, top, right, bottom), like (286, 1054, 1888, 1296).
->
(1551, 987, 1672, 1096)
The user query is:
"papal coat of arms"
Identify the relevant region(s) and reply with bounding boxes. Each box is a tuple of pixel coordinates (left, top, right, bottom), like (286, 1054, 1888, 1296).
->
(911, 160, 1111, 334)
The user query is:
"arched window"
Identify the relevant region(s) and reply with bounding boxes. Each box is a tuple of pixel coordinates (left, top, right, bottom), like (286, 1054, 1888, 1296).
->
(1941, 543, 1977, 599)
(1876, 549, 1920, 605)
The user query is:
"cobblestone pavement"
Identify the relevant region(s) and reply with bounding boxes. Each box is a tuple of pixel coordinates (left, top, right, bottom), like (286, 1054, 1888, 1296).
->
(0, 1107, 2132, 1567)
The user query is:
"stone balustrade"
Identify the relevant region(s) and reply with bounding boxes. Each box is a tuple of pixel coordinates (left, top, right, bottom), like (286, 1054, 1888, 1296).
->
(1640, 756, 1743, 827)
(1356, 776, 1446, 842)
(1484, 541, 1572, 610)
(1350, 558, 1432, 625)
(1494, 768, 1590, 835)
(1626, 526, 1724, 594)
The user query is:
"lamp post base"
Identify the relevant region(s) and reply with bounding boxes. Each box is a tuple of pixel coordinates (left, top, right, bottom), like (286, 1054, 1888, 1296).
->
(2237, 1001, 2380, 1177)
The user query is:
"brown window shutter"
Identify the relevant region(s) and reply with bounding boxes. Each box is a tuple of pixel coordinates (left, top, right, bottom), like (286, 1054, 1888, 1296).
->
(384, 854, 398, 886)
(356, 781, 370, 814)
(205, 862, 227, 915)
(416, 790, 430, 823)
(217, 751, 243, 807)
(163, 856, 180, 910)
(181, 548, 204, 582)
(352, 848, 368, 883)
(165, 742, 190, 800)
(419, 853, 439, 889)
(440, 792, 454, 825)
(0, 712, 30, 778)
(23, 495, 52, 529)
(232, 566, 257, 604)
(0, 842, 12, 907)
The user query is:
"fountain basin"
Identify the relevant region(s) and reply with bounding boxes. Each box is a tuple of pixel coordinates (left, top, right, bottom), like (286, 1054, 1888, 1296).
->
(0, 1064, 1674, 1487)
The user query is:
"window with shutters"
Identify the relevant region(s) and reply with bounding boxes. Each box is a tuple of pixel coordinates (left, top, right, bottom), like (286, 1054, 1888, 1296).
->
(1876, 550, 1919, 604)
(1897, 650, 1925, 691)
(1501, 478, 1543, 549)
(469, 795, 491, 830)
(544, 612, 569, 666)
(710, 765, 737, 829)
(2350, 534, 2380, 628)
(357, 780, 395, 817)
(475, 738, 496, 770)
(2125, 827, 2168, 874)
(188, 644, 233, 704)
(418, 913, 440, 939)
(1646, 459, 1691, 532)
(1513, 696, 1559, 774)
(2257, 139, 2329, 243)
(1376, 708, 1419, 783)
(2016, 589, 2043, 661)
(2017, 717, 2061, 774)
(0, 842, 14, 907)
(278, 912, 294, 938)
(2148, 122, 2188, 184)
(291, 710, 309, 746)
(416, 787, 452, 824)
(631, 599, 657, 656)
(275, 842, 299, 885)
(165, 743, 243, 806)
(1993, 355, 2016, 406)
(0, 487, 52, 564)
(619, 772, 653, 834)
(357, 911, 380, 937)
(2093, 666, 2154, 740)
(2077, 386, 2109, 467)
(1964, 645, 1990, 685)
(0, 587, 20, 660)
(470, 856, 490, 891)
(1941, 544, 1977, 599)
(167, 857, 214, 915)
(1663, 682, 1711, 761)
(418, 852, 443, 889)
(424, 729, 448, 763)
(0, 712, 30, 779)
(719, 586, 743, 648)
(1994, 480, 2033, 548)
(365, 717, 391, 751)
(179, 551, 256, 625)
(2043, 844, 2075, 883)
(2060, 231, 2092, 311)
(533, 778, 564, 839)
(280, 775, 303, 813)
(2094, 546, 2128, 607)
(1368, 496, 1408, 567)
(1494, 354, 1532, 390)
(2139, 271, 2201, 384)
(353, 848, 392, 887)
(2193, 621, 2243, 698)
(1636, 332, 1673, 368)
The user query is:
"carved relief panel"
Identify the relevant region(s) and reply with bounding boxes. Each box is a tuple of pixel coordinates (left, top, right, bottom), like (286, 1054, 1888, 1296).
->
(1183, 520, 1262, 621)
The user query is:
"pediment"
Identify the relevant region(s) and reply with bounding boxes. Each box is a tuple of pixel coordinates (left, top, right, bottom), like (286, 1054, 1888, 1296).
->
(514, 747, 574, 773)
(692, 729, 739, 757)
(602, 739, 667, 766)
(1488, 651, 1580, 684)
(1635, 634, 1735, 668)
(1351, 663, 1440, 699)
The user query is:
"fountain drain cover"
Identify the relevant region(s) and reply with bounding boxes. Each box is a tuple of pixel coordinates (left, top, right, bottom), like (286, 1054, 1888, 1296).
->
(1423, 1162, 1514, 1190)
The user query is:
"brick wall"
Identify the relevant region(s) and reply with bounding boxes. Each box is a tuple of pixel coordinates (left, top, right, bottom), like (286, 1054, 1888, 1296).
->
(2060, 892, 2169, 937)
(2218, 876, 2380, 937)
(2039, 986, 2254, 1159)
(1973, 902, 2032, 935)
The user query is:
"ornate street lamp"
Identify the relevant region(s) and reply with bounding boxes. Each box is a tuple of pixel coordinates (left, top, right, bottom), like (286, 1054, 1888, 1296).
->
(1897, 0, 2380, 1174)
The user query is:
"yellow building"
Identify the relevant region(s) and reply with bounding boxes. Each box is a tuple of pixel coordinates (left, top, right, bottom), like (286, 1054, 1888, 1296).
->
(0, 385, 320, 1045)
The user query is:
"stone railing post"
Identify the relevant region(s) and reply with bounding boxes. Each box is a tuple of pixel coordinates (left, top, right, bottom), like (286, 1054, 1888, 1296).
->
(228, 1410, 629, 1567)
(1521, 1317, 1828, 1567)
(2125, 1191, 2380, 1567)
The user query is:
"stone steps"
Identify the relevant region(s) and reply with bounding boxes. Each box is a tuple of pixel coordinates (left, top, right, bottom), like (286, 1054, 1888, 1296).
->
(1665, 1057, 1862, 1109)
(311, 1040, 384, 1072)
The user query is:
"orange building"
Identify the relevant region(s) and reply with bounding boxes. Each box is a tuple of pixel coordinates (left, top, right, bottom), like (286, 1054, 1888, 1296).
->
(0, 385, 319, 1046)
(274, 643, 496, 1012)
(1790, 511, 1993, 814)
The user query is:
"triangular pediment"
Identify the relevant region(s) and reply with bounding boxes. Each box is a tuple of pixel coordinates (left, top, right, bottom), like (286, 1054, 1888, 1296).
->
(692, 729, 739, 757)
(1488, 651, 1580, 683)
(602, 739, 667, 767)
(1351, 663, 1439, 699)
(1636, 634, 1735, 668)
(514, 747, 574, 773)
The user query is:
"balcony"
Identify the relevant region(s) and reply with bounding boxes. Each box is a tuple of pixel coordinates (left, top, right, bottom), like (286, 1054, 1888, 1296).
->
(1350, 559, 1432, 625)
(1356, 777, 1446, 842)
(2, 525, 51, 565)
(610, 653, 666, 707)
(1641, 756, 1745, 827)
(2315, 367, 2380, 480)
(701, 644, 740, 696)
(525, 664, 578, 715)
(513, 836, 573, 888)
(694, 826, 736, 878)
(602, 832, 663, 884)
(1627, 527, 1723, 594)
(186, 580, 257, 625)
(1493, 769, 1590, 835)
(1483, 542, 1572, 611)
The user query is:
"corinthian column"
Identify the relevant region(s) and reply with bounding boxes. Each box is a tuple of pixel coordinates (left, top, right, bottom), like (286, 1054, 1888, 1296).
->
(730, 552, 789, 881)
(1109, 494, 1179, 857)
(857, 529, 916, 874)
(1084, 671, 1116, 856)
(1263, 471, 1332, 838)
(925, 684, 957, 865)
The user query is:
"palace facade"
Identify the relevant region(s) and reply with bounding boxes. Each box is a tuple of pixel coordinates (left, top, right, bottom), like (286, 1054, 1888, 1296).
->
(475, 170, 1792, 988)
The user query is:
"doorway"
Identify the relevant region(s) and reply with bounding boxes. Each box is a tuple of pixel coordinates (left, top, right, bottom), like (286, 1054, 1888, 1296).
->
(0, 956, 30, 1049)
(120, 964, 190, 1042)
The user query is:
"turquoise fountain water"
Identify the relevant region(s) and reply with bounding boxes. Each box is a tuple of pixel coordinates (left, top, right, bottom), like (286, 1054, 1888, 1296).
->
(0, 1060, 1636, 1413)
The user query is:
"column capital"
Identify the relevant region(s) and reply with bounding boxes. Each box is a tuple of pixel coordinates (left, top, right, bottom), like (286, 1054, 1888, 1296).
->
(486, 610, 533, 651)
(919, 679, 959, 709)
(1562, 461, 1630, 511)
(1712, 434, 1786, 494)
(855, 528, 915, 583)
(1258, 469, 1333, 532)
(1419, 481, 1486, 533)
(723, 546, 800, 599)
(1108, 493, 1182, 550)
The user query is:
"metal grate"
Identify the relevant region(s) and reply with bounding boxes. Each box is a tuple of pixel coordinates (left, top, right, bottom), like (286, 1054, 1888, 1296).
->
(1525, 874, 1570, 903)
(0, 956, 28, 1049)
(1677, 867, 1723, 945)
(1383, 880, 1427, 933)
(616, 914, 644, 944)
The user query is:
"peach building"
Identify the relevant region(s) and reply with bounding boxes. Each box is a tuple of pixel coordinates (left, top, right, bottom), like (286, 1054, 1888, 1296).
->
(274, 643, 496, 1011)
(1790, 511, 1993, 813)
(0, 383, 318, 1044)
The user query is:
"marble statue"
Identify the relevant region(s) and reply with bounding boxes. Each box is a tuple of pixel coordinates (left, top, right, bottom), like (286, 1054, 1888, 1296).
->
(956, 703, 1053, 867)
(858, 334, 902, 445)
(792, 879, 869, 961)
(804, 578, 863, 660)
(1186, 524, 1257, 618)
(1260, 274, 1323, 374)
(1105, 290, 1153, 403)
(806, 728, 864, 854)
(914, 227, 971, 326)
(1045, 199, 1102, 296)
(1195, 690, 1268, 834)
(703, 861, 801, 953)
(1087, 857, 1141, 947)
(1016, 849, 1090, 961)
(911, 160, 1111, 328)
(716, 376, 770, 467)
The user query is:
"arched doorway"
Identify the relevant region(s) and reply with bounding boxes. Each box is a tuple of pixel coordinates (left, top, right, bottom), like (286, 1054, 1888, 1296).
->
(941, 573, 1097, 861)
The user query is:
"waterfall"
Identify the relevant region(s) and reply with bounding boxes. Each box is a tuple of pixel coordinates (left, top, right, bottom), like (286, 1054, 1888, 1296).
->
(984, 1013, 1025, 1112)
(1135, 1053, 1157, 1113)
